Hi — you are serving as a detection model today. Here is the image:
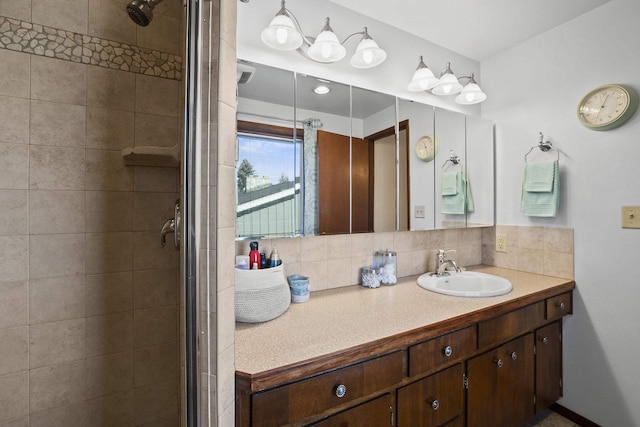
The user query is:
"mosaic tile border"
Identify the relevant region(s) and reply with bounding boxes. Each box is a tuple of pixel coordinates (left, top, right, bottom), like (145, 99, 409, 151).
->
(0, 15, 182, 80)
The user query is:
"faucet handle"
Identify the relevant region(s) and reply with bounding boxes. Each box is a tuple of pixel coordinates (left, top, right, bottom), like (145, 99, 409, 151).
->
(437, 249, 457, 259)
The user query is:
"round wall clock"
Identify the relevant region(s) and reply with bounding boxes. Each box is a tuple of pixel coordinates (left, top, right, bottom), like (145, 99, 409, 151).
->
(577, 84, 639, 131)
(416, 135, 436, 161)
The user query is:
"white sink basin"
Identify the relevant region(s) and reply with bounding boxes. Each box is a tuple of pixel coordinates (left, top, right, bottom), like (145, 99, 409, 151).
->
(417, 271, 513, 297)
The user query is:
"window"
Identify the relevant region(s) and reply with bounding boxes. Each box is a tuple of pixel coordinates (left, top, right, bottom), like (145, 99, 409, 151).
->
(236, 121, 303, 238)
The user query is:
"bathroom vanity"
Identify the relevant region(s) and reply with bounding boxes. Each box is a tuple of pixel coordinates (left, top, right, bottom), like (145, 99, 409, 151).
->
(235, 266, 574, 427)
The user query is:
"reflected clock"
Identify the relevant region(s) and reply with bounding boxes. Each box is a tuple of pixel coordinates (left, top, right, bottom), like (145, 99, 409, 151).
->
(415, 135, 436, 161)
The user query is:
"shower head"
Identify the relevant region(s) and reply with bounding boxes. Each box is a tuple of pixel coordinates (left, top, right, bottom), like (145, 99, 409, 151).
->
(126, 0, 164, 27)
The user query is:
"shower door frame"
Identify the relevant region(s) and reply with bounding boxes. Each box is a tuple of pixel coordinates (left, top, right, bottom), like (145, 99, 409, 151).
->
(182, 0, 202, 425)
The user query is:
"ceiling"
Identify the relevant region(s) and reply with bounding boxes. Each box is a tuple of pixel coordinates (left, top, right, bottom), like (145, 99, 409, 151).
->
(238, 62, 396, 119)
(328, 0, 611, 61)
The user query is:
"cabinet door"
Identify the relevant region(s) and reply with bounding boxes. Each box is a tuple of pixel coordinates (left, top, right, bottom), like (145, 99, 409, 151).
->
(310, 393, 393, 427)
(535, 321, 562, 413)
(467, 333, 534, 427)
(397, 364, 464, 427)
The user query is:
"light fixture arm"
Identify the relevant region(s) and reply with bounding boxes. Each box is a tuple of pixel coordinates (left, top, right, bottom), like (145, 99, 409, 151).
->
(457, 73, 478, 84)
(439, 62, 454, 77)
(277, 0, 316, 47)
(341, 27, 369, 45)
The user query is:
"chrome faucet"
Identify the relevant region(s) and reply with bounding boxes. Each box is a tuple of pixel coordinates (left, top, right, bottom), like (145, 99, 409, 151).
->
(435, 249, 461, 275)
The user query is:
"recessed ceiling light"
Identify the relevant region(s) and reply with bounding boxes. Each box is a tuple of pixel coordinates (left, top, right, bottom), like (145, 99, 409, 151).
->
(314, 85, 330, 95)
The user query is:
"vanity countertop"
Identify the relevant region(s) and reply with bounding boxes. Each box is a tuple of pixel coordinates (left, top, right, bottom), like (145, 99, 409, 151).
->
(235, 265, 574, 376)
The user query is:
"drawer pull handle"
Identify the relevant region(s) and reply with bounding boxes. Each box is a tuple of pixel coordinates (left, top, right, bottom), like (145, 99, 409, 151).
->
(430, 399, 440, 411)
(510, 351, 517, 360)
(495, 358, 503, 368)
(335, 384, 347, 398)
(541, 336, 549, 344)
(559, 302, 566, 310)
(443, 345, 453, 357)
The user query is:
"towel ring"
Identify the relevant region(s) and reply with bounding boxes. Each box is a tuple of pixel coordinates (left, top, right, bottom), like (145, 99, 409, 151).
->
(442, 150, 462, 169)
(525, 132, 560, 162)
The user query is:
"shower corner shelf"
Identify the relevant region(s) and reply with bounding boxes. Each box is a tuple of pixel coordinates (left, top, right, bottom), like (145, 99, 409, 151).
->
(121, 144, 180, 168)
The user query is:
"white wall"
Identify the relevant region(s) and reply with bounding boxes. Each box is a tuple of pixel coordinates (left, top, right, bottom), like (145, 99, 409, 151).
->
(481, 0, 640, 425)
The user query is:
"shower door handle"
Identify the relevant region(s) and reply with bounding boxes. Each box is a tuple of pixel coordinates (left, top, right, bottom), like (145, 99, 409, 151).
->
(160, 200, 181, 250)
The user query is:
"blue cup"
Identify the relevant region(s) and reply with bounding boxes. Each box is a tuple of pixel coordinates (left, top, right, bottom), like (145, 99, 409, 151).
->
(287, 275, 309, 296)
(287, 275, 309, 303)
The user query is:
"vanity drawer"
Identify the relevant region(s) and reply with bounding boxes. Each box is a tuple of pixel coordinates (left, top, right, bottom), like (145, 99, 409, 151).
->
(251, 351, 404, 426)
(478, 302, 545, 349)
(546, 292, 572, 320)
(409, 326, 477, 377)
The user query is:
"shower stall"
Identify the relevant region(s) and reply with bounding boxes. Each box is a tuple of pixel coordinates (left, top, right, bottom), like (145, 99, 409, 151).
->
(0, 0, 235, 425)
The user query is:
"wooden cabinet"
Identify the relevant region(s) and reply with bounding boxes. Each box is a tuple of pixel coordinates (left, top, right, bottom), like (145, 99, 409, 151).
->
(409, 326, 477, 377)
(467, 333, 535, 427)
(310, 393, 393, 427)
(546, 292, 572, 321)
(250, 351, 403, 426)
(236, 286, 574, 427)
(397, 364, 465, 427)
(535, 321, 562, 413)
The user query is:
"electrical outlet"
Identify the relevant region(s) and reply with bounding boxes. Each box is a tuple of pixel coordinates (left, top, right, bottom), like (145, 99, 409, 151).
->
(415, 205, 425, 218)
(496, 234, 507, 252)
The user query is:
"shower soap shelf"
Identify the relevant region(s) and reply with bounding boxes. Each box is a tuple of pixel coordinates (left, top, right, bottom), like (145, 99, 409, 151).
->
(121, 144, 180, 168)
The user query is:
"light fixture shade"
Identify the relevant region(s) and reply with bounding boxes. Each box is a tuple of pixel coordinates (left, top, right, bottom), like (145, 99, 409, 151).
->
(307, 19, 346, 63)
(432, 72, 463, 95)
(261, 14, 303, 51)
(455, 82, 487, 104)
(407, 56, 438, 91)
(350, 36, 386, 68)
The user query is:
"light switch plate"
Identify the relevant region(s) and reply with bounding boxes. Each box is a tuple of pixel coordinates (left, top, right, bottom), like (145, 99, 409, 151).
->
(496, 234, 507, 252)
(415, 205, 425, 218)
(622, 206, 640, 228)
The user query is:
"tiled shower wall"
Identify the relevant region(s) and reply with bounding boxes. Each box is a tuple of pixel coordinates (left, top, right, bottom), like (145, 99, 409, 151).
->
(0, 1, 183, 425)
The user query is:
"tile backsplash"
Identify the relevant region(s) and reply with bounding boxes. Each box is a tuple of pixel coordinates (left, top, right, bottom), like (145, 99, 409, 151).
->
(236, 225, 574, 292)
(483, 225, 574, 279)
(236, 228, 484, 292)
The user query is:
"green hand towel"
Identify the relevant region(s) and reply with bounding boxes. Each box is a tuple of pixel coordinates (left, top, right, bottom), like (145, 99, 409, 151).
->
(441, 172, 474, 214)
(523, 160, 555, 192)
(442, 171, 459, 196)
(521, 160, 559, 217)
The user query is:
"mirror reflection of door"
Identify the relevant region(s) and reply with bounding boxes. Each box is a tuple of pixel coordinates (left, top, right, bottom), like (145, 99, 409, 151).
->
(365, 120, 410, 232)
(317, 130, 369, 234)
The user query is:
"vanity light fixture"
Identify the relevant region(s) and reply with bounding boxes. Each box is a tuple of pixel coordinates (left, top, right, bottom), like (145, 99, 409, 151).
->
(432, 62, 463, 96)
(407, 56, 439, 91)
(407, 58, 487, 104)
(455, 73, 487, 105)
(313, 85, 331, 95)
(260, 0, 387, 69)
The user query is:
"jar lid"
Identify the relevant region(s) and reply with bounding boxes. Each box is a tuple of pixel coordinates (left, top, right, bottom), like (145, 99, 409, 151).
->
(376, 250, 397, 256)
(362, 265, 379, 274)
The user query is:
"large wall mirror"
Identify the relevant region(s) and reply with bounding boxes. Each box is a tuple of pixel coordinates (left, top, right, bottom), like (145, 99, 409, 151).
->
(235, 60, 493, 239)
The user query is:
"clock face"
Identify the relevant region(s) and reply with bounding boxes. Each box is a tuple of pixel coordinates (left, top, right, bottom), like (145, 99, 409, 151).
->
(578, 84, 638, 130)
(416, 135, 435, 161)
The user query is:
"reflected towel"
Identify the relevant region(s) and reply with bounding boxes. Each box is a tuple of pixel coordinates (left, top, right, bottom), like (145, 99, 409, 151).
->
(441, 172, 474, 214)
(523, 160, 556, 192)
(521, 160, 559, 217)
(441, 171, 459, 195)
